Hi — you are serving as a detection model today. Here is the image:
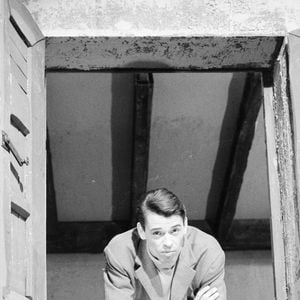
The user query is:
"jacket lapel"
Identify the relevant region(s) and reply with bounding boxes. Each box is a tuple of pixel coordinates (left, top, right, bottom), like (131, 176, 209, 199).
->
(134, 240, 164, 300)
(134, 233, 197, 300)
(170, 238, 197, 300)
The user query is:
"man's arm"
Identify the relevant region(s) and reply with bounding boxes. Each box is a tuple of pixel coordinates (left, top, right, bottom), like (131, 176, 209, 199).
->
(103, 247, 135, 300)
(198, 251, 226, 300)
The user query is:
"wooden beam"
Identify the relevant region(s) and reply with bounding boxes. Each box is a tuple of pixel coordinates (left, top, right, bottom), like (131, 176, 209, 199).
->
(46, 219, 270, 253)
(131, 73, 153, 223)
(219, 219, 271, 250)
(46, 128, 58, 236)
(47, 221, 129, 253)
(45, 36, 283, 71)
(264, 42, 300, 300)
(216, 72, 263, 241)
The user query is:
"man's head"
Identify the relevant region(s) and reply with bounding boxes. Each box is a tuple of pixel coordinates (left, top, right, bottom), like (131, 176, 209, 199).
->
(136, 188, 187, 266)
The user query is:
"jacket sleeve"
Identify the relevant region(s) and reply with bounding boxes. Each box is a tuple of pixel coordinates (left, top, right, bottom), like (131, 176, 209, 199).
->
(103, 246, 135, 300)
(199, 250, 226, 300)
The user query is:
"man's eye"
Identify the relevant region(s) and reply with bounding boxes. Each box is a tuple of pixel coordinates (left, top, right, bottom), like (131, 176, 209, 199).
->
(171, 228, 181, 235)
(152, 231, 162, 237)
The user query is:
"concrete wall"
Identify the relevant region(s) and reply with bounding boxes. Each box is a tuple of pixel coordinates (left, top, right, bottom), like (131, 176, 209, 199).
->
(47, 251, 274, 300)
(24, 0, 300, 37)
(47, 72, 270, 221)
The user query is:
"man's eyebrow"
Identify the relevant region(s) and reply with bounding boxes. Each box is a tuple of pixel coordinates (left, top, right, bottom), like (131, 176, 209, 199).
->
(150, 224, 182, 231)
(149, 227, 163, 231)
(171, 224, 182, 229)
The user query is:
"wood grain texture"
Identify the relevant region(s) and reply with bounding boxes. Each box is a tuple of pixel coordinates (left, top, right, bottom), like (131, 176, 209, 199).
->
(46, 36, 283, 71)
(264, 44, 300, 299)
(131, 73, 153, 223)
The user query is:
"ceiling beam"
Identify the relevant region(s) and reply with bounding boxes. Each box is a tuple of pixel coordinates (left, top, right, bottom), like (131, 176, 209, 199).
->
(45, 36, 283, 71)
(216, 72, 263, 241)
(131, 73, 153, 224)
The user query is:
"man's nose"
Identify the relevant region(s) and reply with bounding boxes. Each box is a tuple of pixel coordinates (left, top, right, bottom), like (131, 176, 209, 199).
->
(162, 234, 173, 248)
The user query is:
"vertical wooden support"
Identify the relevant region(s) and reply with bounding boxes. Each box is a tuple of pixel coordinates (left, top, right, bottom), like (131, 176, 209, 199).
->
(263, 41, 300, 300)
(288, 30, 300, 299)
(131, 73, 153, 223)
(216, 72, 263, 240)
(46, 128, 58, 236)
(28, 39, 46, 300)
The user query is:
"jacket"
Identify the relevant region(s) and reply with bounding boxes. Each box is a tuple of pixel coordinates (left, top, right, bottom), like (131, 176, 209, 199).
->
(103, 226, 226, 300)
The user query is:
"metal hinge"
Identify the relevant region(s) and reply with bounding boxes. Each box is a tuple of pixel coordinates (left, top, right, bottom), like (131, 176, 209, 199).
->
(2, 130, 29, 166)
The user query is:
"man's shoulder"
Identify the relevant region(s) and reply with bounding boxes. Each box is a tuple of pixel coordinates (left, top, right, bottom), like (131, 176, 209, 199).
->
(186, 225, 224, 256)
(104, 228, 139, 261)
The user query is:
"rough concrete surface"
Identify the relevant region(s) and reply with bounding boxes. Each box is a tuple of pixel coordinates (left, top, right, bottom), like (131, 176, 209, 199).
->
(22, 0, 300, 37)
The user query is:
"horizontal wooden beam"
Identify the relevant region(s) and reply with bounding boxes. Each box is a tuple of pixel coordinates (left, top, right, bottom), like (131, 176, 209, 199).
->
(220, 219, 271, 250)
(46, 36, 283, 71)
(47, 219, 270, 253)
(47, 221, 129, 253)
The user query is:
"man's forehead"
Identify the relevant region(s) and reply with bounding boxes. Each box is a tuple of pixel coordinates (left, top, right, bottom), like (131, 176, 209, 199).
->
(144, 211, 184, 229)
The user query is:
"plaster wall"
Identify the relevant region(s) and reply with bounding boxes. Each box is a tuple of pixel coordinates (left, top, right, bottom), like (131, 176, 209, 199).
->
(47, 251, 274, 300)
(47, 72, 134, 221)
(47, 72, 269, 221)
(23, 0, 300, 37)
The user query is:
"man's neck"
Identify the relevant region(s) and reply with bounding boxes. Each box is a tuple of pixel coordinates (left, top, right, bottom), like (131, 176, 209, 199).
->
(146, 245, 179, 271)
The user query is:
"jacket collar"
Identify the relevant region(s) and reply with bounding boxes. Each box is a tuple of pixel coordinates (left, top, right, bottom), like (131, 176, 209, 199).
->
(134, 233, 197, 300)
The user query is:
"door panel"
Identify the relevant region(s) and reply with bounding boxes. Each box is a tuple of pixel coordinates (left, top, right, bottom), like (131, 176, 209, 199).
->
(0, 0, 45, 299)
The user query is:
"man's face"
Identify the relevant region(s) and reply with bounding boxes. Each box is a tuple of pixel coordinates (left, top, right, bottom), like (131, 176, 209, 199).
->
(138, 211, 187, 265)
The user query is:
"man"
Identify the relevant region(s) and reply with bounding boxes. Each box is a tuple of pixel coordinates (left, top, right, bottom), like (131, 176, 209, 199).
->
(104, 188, 226, 300)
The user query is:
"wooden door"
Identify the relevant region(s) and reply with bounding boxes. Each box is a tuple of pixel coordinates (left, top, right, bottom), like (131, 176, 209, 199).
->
(0, 0, 46, 299)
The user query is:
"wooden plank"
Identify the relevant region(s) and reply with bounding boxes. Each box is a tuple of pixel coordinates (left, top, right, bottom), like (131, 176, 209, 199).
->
(10, 55, 27, 94)
(46, 36, 283, 71)
(9, 213, 27, 295)
(27, 40, 46, 300)
(11, 201, 30, 221)
(216, 72, 263, 240)
(288, 29, 300, 298)
(10, 75, 30, 128)
(8, 0, 43, 46)
(263, 75, 287, 300)
(131, 73, 153, 223)
(263, 44, 300, 299)
(4, 289, 28, 300)
(8, 37, 27, 76)
(8, 21, 27, 61)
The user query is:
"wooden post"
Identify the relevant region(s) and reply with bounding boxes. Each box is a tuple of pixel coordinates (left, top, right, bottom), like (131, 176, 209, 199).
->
(46, 128, 58, 236)
(216, 72, 263, 241)
(263, 41, 300, 299)
(131, 73, 153, 224)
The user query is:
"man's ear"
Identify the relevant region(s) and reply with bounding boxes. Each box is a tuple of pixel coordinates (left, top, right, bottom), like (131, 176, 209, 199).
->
(183, 217, 188, 234)
(137, 222, 146, 240)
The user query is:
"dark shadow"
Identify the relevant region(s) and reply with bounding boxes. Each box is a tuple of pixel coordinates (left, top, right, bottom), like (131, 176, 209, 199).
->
(46, 127, 59, 236)
(205, 73, 246, 233)
(110, 73, 135, 221)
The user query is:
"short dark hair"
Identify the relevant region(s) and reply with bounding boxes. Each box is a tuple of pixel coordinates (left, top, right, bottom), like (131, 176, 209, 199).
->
(136, 188, 186, 229)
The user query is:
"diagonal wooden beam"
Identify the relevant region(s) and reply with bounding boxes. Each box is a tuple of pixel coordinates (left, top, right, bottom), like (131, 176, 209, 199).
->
(46, 128, 58, 236)
(131, 73, 153, 224)
(216, 72, 263, 241)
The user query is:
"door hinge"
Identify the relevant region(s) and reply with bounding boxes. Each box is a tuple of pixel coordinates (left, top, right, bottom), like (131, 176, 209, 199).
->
(2, 130, 29, 166)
